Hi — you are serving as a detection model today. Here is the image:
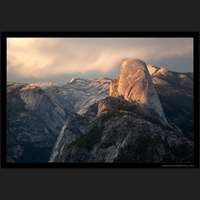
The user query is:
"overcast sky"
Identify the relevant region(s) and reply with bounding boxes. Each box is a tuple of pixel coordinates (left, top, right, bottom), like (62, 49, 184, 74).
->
(7, 37, 193, 84)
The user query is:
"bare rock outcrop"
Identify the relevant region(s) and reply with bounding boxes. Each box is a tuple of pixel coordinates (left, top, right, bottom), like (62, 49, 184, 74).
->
(109, 58, 168, 125)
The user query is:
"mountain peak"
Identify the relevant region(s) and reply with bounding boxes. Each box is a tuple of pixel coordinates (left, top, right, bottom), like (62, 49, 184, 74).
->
(110, 58, 168, 125)
(147, 64, 159, 75)
(121, 58, 146, 67)
(147, 64, 170, 77)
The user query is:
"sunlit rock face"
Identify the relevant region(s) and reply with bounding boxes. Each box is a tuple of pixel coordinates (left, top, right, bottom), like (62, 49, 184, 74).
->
(147, 64, 159, 75)
(110, 58, 168, 124)
(7, 58, 193, 163)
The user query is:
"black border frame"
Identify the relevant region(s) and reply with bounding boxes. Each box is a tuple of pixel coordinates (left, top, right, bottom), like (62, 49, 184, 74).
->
(1, 32, 199, 168)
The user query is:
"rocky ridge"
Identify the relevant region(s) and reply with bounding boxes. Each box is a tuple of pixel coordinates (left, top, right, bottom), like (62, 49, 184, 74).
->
(7, 58, 193, 163)
(7, 78, 110, 162)
(49, 59, 193, 163)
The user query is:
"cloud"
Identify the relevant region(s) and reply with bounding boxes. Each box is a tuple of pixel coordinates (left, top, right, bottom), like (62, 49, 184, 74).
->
(7, 38, 193, 83)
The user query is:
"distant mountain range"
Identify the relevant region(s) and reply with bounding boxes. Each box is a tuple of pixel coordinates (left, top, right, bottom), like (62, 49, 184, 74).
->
(7, 58, 193, 163)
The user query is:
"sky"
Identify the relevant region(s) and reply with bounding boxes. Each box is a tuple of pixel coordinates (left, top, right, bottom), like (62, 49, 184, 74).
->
(7, 37, 193, 84)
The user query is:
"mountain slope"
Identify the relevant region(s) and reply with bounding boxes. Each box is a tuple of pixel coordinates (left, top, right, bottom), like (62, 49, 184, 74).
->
(7, 79, 110, 162)
(6, 59, 193, 163)
(7, 83, 66, 162)
(53, 97, 192, 163)
(147, 64, 193, 139)
(50, 59, 193, 163)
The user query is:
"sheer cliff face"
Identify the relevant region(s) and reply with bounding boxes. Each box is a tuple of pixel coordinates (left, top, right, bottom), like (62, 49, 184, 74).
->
(110, 59, 168, 124)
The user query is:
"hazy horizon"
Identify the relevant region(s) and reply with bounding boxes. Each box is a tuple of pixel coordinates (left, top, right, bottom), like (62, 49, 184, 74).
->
(7, 38, 193, 84)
